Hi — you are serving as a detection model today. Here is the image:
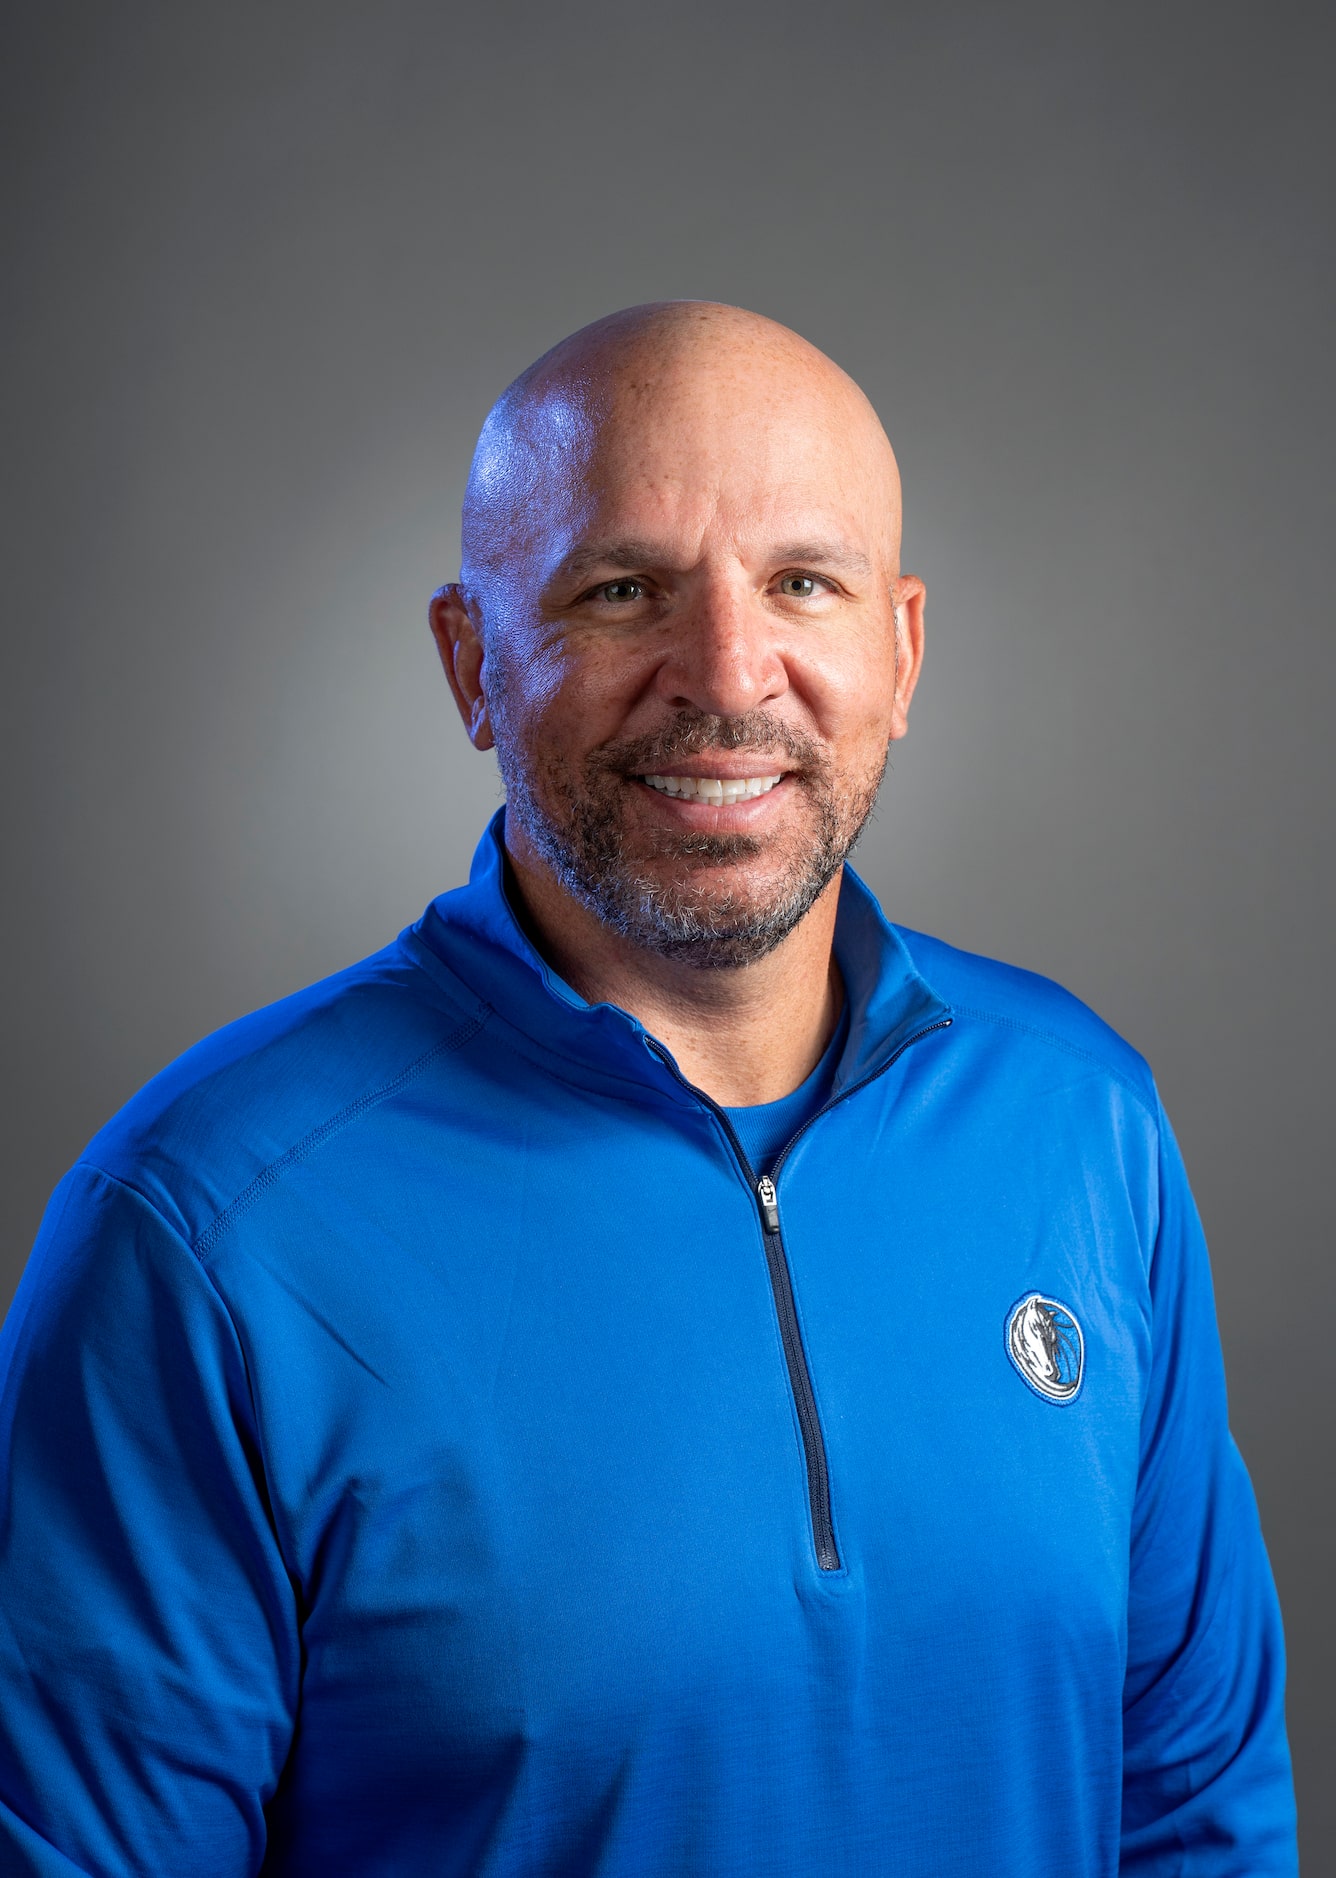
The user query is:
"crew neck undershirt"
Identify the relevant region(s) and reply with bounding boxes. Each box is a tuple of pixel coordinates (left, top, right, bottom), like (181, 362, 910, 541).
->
(722, 998, 851, 1178)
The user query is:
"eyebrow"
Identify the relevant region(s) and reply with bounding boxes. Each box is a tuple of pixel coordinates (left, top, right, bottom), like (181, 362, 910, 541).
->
(552, 540, 668, 584)
(551, 538, 874, 585)
(770, 541, 873, 580)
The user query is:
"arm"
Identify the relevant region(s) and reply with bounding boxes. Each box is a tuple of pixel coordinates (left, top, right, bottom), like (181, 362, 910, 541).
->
(0, 1164, 298, 1875)
(1120, 1098, 1297, 1873)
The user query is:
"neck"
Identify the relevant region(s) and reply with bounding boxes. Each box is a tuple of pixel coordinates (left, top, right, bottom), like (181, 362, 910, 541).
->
(504, 841, 845, 1108)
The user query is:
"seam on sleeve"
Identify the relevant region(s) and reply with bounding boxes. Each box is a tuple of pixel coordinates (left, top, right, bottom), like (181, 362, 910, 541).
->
(949, 1003, 1156, 1114)
(75, 1162, 296, 1591)
(190, 1012, 487, 1261)
(74, 1162, 234, 1316)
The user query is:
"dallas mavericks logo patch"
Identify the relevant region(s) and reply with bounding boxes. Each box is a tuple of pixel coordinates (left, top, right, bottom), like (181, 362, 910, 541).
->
(1006, 1294, 1084, 1402)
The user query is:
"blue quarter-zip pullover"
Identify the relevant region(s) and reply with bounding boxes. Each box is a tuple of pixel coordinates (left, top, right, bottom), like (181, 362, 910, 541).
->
(0, 813, 1296, 1874)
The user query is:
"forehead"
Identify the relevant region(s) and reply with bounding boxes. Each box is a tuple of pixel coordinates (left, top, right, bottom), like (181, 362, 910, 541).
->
(528, 365, 896, 562)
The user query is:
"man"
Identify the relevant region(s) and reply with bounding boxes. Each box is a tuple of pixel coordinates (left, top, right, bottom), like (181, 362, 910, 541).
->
(0, 303, 1297, 1873)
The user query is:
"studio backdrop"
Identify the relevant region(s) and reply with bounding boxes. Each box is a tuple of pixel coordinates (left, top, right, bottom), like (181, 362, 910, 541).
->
(3, 1, 1332, 1859)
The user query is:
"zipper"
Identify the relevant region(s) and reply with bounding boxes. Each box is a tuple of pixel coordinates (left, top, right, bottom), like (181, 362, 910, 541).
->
(651, 1015, 953, 1573)
(757, 1174, 780, 1233)
(753, 1169, 841, 1569)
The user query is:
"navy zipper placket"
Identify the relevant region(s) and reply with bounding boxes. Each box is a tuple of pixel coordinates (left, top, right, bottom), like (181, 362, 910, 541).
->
(650, 1015, 953, 1573)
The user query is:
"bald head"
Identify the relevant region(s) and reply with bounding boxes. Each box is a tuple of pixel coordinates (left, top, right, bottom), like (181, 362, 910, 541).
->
(460, 302, 904, 601)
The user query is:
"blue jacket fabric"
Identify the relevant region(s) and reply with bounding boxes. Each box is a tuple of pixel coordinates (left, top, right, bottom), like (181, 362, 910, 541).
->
(0, 814, 1297, 1875)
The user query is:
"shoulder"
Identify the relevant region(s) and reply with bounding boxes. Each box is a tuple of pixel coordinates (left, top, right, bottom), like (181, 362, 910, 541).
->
(80, 934, 487, 1249)
(894, 924, 1158, 1115)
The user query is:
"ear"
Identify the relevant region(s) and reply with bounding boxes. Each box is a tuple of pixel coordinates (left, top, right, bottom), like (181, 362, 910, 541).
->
(888, 575, 926, 740)
(428, 584, 494, 751)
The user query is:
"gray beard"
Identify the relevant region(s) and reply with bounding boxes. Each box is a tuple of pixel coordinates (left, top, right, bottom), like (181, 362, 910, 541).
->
(492, 705, 887, 969)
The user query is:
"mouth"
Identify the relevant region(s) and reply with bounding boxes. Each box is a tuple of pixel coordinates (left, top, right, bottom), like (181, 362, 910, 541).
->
(638, 772, 785, 804)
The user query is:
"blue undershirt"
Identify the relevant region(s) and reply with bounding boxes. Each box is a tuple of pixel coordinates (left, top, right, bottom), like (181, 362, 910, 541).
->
(723, 997, 850, 1177)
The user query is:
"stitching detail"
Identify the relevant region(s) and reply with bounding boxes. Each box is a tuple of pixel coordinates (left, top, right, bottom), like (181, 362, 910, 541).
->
(193, 1012, 487, 1261)
(949, 1004, 1155, 1115)
(78, 1164, 301, 1595)
(1003, 1289, 1087, 1405)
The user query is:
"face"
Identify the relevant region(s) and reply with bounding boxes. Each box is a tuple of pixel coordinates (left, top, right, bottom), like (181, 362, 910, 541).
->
(434, 345, 925, 968)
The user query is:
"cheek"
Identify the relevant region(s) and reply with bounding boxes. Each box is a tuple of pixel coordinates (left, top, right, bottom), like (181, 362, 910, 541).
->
(799, 630, 900, 756)
(489, 632, 647, 752)
(483, 620, 574, 737)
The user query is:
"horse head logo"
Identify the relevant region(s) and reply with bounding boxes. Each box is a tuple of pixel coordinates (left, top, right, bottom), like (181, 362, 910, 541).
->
(1007, 1294, 1083, 1401)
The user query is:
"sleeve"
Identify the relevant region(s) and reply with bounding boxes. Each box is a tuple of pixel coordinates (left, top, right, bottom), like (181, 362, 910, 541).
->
(1120, 1096, 1298, 1873)
(0, 1163, 299, 1876)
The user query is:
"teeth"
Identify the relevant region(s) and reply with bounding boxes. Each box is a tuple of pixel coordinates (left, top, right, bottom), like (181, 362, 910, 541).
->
(642, 773, 784, 802)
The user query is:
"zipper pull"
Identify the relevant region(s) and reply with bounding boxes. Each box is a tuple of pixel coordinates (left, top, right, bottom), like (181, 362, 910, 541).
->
(756, 1175, 780, 1233)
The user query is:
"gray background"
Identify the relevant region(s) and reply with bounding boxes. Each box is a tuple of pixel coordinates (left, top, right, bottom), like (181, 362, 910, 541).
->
(4, 0, 1331, 1858)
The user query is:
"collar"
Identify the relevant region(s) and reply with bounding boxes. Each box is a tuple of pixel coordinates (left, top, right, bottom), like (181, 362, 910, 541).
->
(405, 810, 951, 1108)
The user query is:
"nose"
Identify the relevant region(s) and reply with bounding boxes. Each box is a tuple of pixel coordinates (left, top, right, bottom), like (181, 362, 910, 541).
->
(651, 578, 788, 718)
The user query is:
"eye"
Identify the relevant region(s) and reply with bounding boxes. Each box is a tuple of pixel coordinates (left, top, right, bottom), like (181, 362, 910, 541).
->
(595, 579, 645, 604)
(778, 573, 818, 599)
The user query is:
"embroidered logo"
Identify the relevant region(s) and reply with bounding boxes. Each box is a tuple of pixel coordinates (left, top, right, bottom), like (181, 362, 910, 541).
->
(1006, 1293, 1084, 1402)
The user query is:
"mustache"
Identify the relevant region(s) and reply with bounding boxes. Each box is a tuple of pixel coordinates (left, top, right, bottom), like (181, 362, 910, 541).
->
(590, 710, 822, 776)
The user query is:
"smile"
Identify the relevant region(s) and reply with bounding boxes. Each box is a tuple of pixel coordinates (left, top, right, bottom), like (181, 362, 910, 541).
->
(640, 773, 784, 803)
